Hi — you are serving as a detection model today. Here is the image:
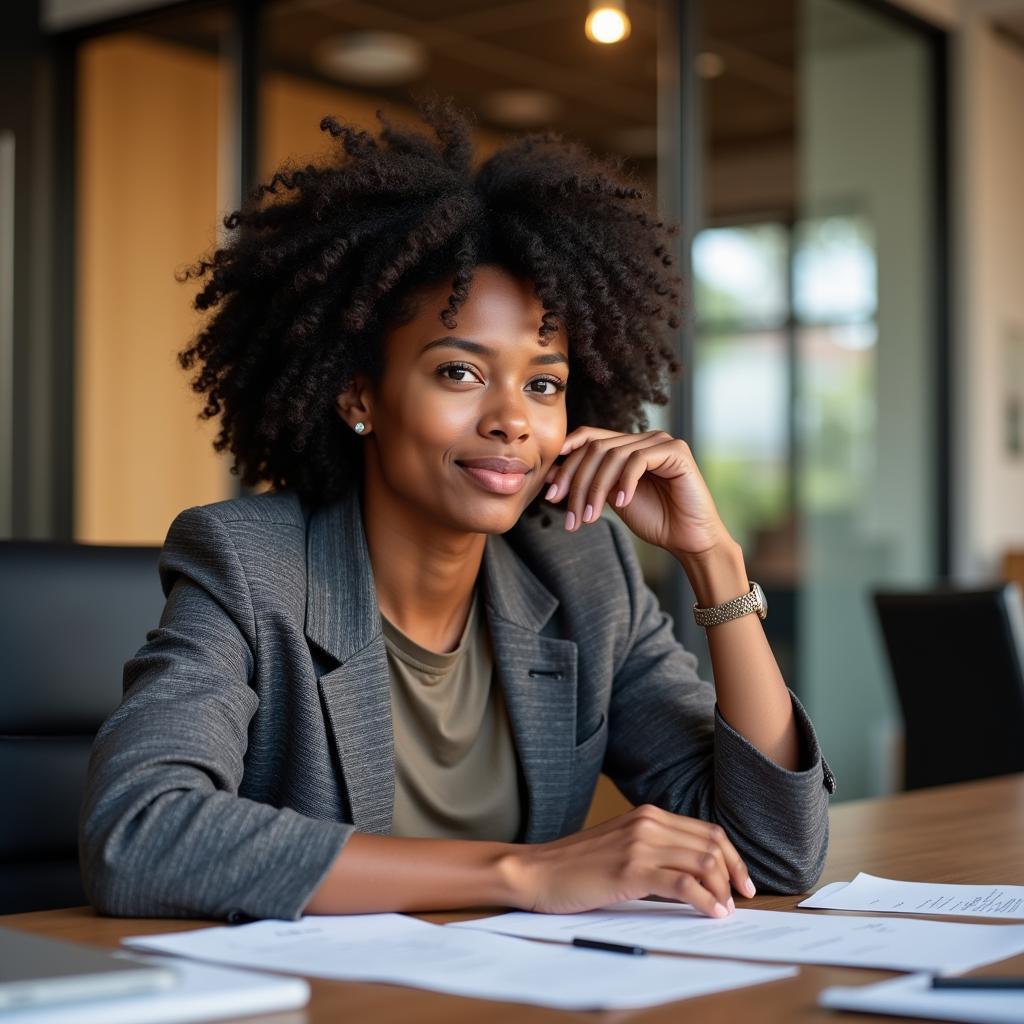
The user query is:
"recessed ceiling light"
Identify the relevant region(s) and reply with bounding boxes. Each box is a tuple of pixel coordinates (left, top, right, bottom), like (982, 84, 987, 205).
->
(586, 1, 631, 45)
(481, 89, 563, 127)
(607, 125, 659, 158)
(695, 51, 726, 79)
(313, 31, 427, 87)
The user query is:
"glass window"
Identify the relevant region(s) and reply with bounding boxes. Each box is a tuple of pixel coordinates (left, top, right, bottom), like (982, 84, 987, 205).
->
(694, 331, 790, 551)
(693, 225, 789, 329)
(794, 215, 877, 324)
(695, 0, 942, 798)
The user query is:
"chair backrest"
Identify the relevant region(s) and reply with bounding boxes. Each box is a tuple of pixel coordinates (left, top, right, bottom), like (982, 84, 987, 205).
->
(0, 541, 162, 914)
(873, 585, 1024, 790)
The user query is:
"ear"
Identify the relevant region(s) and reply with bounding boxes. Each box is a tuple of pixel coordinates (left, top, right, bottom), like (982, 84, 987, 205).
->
(335, 373, 375, 436)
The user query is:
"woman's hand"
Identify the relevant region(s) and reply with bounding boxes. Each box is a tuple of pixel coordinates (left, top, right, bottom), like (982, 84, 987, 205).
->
(508, 803, 756, 916)
(543, 426, 728, 558)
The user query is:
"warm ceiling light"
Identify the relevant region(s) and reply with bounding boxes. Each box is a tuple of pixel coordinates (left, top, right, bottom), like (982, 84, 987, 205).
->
(585, 1, 631, 45)
(695, 51, 726, 79)
(313, 31, 427, 87)
(481, 89, 563, 127)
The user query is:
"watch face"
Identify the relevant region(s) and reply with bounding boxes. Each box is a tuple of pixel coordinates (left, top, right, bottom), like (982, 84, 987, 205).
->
(753, 582, 768, 619)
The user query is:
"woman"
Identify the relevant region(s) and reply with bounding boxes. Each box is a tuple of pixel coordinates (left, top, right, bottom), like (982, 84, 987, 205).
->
(79, 99, 833, 925)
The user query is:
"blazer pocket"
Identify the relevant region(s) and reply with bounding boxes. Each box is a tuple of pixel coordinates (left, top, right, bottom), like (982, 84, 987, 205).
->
(574, 712, 607, 755)
(572, 714, 609, 785)
(563, 713, 610, 835)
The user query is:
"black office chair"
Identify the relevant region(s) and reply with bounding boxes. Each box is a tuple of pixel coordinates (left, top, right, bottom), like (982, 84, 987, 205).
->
(873, 585, 1024, 790)
(0, 541, 162, 914)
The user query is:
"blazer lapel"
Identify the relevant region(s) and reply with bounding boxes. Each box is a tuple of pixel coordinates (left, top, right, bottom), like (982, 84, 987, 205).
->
(482, 534, 578, 843)
(305, 487, 394, 836)
(304, 486, 579, 844)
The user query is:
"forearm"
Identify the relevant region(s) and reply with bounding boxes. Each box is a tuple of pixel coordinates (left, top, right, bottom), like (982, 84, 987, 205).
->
(303, 832, 528, 914)
(676, 538, 800, 771)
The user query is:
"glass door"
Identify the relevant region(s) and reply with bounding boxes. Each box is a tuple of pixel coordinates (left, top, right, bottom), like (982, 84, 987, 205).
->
(692, 0, 944, 798)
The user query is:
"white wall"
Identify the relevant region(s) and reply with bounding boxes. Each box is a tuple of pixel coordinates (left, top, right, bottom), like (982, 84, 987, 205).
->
(886, 0, 1024, 579)
(954, 21, 1024, 578)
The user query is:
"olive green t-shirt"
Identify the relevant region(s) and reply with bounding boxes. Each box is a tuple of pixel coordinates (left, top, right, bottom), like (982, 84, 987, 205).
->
(381, 589, 523, 842)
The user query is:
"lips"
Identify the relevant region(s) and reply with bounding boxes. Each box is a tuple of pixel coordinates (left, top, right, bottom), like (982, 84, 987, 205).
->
(456, 457, 531, 474)
(456, 456, 532, 496)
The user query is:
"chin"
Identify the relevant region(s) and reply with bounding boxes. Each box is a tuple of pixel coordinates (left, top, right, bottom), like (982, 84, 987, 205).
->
(449, 500, 526, 536)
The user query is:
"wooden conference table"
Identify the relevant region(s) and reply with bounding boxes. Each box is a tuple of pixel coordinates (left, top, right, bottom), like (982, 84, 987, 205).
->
(4, 773, 1024, 1023)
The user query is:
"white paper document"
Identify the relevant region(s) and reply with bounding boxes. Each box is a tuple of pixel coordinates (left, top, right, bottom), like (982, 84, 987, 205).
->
(448, 899, 1024, 974)
(820, 973, 1024, 1024)
(124, 913, 795, 1011)
(0, 953, 309, 1024)
(800, 873, 1024, 919)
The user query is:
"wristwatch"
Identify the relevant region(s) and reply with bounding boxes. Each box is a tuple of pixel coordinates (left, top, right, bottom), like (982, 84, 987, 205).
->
(693, 581, 768, 628)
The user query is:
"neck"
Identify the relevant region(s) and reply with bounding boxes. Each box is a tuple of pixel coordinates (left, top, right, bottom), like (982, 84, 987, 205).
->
(360, 468, 485, 653)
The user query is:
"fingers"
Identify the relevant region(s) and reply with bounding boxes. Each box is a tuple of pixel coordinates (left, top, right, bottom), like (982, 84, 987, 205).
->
(557, 425, 622, 457)
(544, 431, 665, 528)
(545, 431, 657, 500)
(668, 815, 756, 899)
(528, 806, 757, 918)
(648, 847, 734, 910)
(628, 805, 756, 900)
(576, 440, 662, 523)
(644, 869, 732, 919)
(564, 803, 753, 899)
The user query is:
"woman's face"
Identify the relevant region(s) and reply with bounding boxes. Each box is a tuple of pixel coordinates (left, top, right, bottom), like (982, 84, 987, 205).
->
(342, 264, 570, 536)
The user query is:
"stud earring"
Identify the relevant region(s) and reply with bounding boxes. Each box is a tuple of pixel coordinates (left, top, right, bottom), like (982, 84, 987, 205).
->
(353, 422, 366, 434)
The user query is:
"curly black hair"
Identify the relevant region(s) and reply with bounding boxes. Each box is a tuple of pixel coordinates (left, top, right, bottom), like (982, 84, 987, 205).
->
(178, 97, 683, 520)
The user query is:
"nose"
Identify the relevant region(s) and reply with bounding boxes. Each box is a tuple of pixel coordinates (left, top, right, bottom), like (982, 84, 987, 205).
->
(478, 383, 530, 443)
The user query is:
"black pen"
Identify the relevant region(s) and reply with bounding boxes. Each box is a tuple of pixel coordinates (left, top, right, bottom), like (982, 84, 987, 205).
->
(572, 937, 648, 956)
(931, 977, 1024, 990)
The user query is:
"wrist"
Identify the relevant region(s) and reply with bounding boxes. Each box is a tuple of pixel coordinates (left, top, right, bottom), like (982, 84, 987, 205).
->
(306, 834, 536, 914)
(676, 537, 749, 608)
(496, 845, 541, 911)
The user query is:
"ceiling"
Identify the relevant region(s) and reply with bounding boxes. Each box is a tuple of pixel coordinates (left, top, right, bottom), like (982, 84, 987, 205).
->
(140, 0, 924, 218)
(994, 8, 1024, 47)
(145, 1, 799, 159)
(260, 0, 661, 160)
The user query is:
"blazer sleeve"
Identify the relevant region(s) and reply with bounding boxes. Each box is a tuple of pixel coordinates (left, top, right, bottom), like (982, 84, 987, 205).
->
(600, 516, 831, 894)
(78, 505, 352, 922)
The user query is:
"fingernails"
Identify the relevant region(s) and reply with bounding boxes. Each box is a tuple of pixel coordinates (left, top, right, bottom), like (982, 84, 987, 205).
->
(615, 490, 626, 507)
(583, 503, 594, 523)
(744, 878, 756, 898)
(544, 483, 558, 501)
(712, 902, 729, 918)
(565, 511, 576, 531)
(727, 897, 735, 912)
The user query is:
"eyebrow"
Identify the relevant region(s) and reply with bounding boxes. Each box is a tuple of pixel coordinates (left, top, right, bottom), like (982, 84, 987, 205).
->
(419, 335, 569, 367)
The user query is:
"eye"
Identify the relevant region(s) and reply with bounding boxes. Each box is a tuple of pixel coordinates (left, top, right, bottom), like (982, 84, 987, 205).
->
(436, 361, 482, 384)
(436, 362, 566, 395)
(528, 376, 567, 396)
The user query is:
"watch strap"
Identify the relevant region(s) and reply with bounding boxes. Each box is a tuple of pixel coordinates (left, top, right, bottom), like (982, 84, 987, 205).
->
(693, 582, 764, 628)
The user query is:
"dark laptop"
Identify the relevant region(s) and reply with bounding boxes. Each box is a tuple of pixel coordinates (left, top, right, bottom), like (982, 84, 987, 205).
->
(0, 926, 177, 1011)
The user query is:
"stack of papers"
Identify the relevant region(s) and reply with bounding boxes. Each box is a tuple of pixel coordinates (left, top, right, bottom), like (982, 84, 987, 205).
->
(115, 874, 1024, 1013)
(0, 954, 308, 1024)
(449, 899, 1024, 973)
(124, 912, 795, 1011)
(820, 973, 1024, 1024)
(800, 874, 1024, 919)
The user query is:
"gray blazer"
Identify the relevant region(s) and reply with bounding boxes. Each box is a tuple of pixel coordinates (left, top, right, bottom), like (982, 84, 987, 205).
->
(79, 485, 833, 923)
